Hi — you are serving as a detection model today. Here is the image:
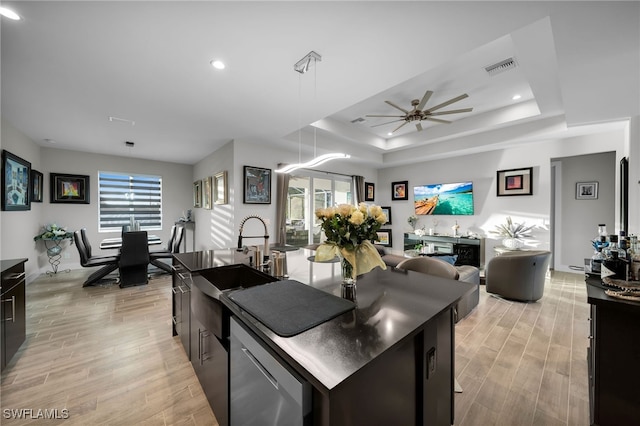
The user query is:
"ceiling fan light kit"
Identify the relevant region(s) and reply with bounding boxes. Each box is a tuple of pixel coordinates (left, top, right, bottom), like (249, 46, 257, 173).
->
(366, 90, 473, 134)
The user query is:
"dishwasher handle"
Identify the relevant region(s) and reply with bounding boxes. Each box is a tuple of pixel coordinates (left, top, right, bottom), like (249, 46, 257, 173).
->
(242, 346, 279, 389)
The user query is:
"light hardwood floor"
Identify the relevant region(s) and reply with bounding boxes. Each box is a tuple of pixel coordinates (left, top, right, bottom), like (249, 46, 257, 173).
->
(1, 269, 589, 425)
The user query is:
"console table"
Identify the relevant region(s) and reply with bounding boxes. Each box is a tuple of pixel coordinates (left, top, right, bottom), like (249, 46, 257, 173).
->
(404, 233, 485, 268)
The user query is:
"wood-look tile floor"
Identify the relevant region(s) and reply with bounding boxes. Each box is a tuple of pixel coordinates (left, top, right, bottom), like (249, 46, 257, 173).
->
(0, 270, 217, 425)
(0, 269, 589, 425)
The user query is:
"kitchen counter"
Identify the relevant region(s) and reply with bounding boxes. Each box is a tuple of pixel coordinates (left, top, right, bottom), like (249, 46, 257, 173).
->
(223, 248, 473, 392)
(173, 247, 475, 425)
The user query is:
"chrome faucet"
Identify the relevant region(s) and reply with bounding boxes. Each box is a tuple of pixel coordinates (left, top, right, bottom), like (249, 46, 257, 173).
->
(237, 215, 269, 264)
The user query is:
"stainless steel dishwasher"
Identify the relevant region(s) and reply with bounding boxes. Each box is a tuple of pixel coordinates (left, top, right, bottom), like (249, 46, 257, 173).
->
(230, 317, 311, 425)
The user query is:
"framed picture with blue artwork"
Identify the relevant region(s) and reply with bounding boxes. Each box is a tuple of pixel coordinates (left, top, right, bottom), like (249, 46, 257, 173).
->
(2, 150, 31, 211)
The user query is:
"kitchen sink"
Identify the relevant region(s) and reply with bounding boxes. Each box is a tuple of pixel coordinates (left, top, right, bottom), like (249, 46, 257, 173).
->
(193, 264, 278, 341)
(199, 264, 276, 292)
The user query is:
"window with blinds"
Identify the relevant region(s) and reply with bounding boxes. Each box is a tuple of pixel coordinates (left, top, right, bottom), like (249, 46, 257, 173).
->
(98, 171, 162, 232)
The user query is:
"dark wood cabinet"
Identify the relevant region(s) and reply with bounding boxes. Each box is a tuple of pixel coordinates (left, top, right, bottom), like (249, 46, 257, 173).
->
(189, 279, 231, 426)
(586, 279, 640, 425)
(171, 260, 191, 359)
(1, 259, 28, 372)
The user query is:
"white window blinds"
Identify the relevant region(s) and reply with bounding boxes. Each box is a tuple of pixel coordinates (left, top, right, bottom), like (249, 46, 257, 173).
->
(98, 171, 162, 232)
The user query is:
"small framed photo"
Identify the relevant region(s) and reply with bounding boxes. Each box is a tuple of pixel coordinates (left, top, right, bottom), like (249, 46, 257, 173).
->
(365, 182, 375, 201)
(202, 176, 212, 209)
(213, 170, 228, 205)
(375, 228, 393, 247)
(576, 181, 598, 200)
(244, 165, 271, 204)
(50, 173, 90, 204)
(381, 206, 392, 225)
(1, 150, 31, 211)
(31, 169, 43, 202)
(193, 180, 202, 208)
(391, 180, 408, 201)
(497, 167, 533, 196)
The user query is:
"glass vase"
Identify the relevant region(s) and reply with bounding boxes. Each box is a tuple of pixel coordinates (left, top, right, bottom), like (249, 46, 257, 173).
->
(340, 257, 357, 302)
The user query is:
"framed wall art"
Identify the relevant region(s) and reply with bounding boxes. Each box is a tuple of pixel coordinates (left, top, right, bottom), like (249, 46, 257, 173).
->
(50, 173, 90, 204)
(243, 165, 271, 204)
(1, 150, 31, 211)
(365, 182, 375, 201)
(496, 167, 533, 196)
(391, 180, 408, 201)
(375, 229, 393, 247)
(213, 170, 228, 205)
(381, 206, 392, 225)
(203, 176, 212, 209)
(31, 169, 43, 203)
(193, 180, 202, 208)
(576, 181, 598, 200)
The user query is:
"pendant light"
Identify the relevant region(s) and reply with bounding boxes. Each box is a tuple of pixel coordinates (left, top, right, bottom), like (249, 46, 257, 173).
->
(275, 51, 350, 174)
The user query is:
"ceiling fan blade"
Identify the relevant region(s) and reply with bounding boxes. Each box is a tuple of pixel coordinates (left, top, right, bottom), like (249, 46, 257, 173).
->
(416, 90, 434, 110)
(425, 93, 469, 113)
(416, 123, 423, 132)
(384, 100, 409, 114)
(391, 121, 409, 133)
(371, 119, 404, 128)
(365, 114, 405, 118)
(429, 107, 473, 116)
(424, 117, 452, 124)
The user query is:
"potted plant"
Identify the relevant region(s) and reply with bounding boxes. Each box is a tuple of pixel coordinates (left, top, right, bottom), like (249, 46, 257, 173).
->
(491, 216, 534, 250)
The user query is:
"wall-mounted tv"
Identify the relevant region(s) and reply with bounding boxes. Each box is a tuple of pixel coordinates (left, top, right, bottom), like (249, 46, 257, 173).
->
(413, 181, 474, 215)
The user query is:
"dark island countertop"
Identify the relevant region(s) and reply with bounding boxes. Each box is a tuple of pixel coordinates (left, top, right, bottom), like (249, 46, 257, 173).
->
(219, 248, 475, 393)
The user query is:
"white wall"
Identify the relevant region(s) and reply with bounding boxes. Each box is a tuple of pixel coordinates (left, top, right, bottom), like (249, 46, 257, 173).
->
(191, 138, 378, 252)
(1, 119, 43, 280)
(378, 126, 626, 271)
(554, 152, 615, 270)
(34, 147, 193, 273)
(2, 118, 193, 280)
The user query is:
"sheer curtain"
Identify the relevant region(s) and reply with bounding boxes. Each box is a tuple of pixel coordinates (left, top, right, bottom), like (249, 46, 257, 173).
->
(353, 175, 364, 205)
(275, 164, 291, 246)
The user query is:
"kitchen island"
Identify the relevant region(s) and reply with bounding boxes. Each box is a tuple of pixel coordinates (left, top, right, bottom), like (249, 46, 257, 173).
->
(173, 248, 474, 426)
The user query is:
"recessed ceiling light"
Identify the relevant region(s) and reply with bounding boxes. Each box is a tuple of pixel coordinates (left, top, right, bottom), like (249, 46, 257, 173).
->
(210, 60, 225, 70)
(44, 138, 56, 144)
(512, 94, 522, 100)
(387, 132, 393, 136)
(0, 7, 20, 20)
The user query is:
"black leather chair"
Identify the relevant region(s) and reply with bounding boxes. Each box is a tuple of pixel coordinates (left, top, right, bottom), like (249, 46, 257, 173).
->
(149, 225, 184, 273)
(74, 230, 120, 287)
(119, 231, 150, 287)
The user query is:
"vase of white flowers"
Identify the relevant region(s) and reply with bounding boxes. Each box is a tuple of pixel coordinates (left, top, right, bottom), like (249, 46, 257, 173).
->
(315, 203, 388, 298)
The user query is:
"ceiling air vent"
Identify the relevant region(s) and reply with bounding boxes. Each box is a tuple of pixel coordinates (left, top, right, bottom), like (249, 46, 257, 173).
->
(351, 117, 366, 124)
(485, 57, 517, 76)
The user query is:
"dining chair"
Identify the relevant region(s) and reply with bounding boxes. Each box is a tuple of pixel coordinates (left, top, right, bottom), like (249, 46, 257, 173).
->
(150, 225, 184, 273)
(74, 230, 120, 287)
(119, 231, 150, 287)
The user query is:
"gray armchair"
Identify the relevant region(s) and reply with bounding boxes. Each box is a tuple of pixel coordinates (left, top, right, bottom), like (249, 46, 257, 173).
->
(485, 250, 551, 302)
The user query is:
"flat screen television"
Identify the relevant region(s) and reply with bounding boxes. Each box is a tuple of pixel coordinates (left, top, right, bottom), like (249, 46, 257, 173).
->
(413, 181, 474, 215)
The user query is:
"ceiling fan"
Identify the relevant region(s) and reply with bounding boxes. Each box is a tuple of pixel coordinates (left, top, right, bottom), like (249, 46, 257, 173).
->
(366, 90, 473, 134)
